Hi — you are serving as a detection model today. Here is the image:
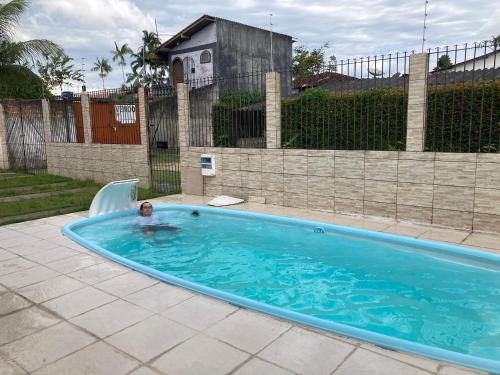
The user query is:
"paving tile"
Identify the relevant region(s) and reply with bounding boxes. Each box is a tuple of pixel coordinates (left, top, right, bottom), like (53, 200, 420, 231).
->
(94, 272, 158, 297)
(106, 315, 195, 362)
(437, 365, 486, 374)
(0, 266, 59, 289)
(349, 219, 393, 232)
(0, 284, 7, 294)
(0, 258, 37, 277)
(128, 367, 162, 375)
(0, 292, 31, 316)
(0, 306, 60, 345)
(0, 248, 16, 261)
(0, 235, 41, 250)
(360, 343, 440, 372)
(234, 358, 294, 375)
(383, 224, 428, 238)
(259, 327, 354, 375)
(46, 253, 104, 273)
(68, 262, 130, 284)
(0, 356, 27, 375)
(23, 247, 79, 264)
(42, 286, 116, 319)
(462, 232, 500, 251)
(17, 275, 85, 303)
(6, 240, 61, 256)
(123, 282, 194, 313)
(334, 348, 430, 375)
(70, 299, 153, 338)
(161, 295, 238, 331)
(418, 228, 469, 244)
(206, 310, 291, 354)
(151, 334, 249, 375)
(32, 341, 138, 375)
(1, 322, 96, 372)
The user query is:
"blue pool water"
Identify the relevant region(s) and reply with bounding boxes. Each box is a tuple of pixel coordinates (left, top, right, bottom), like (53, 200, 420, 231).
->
(65, 205, 500, 372)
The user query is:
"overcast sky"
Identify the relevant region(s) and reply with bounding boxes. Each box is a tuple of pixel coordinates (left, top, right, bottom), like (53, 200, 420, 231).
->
(17, 0, 500, 90)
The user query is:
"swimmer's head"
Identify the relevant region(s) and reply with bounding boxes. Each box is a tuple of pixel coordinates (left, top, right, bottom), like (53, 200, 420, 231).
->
(191, 210, 200, 217)
(140, 202, 153, 217)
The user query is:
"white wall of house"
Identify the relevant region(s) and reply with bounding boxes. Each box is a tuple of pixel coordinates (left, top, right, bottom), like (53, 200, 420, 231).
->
(171, 49, 214, 84)
(170, 23, 216, 52)
(453, 50, 500, 71)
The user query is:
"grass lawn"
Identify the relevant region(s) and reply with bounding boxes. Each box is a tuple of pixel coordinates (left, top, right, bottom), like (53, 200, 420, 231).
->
(0, 170, 169, 226)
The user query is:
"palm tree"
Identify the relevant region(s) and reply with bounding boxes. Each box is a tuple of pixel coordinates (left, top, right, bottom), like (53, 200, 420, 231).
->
(0, 0, 61, 66)
(91, 58, 113, 89)
(111, 42, 132, 84)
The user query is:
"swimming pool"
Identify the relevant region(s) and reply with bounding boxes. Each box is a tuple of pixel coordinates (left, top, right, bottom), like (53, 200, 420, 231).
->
(63, 204, 500, 373)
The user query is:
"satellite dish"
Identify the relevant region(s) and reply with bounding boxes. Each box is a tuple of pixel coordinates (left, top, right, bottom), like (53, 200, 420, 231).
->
(368, 67, 383, 77)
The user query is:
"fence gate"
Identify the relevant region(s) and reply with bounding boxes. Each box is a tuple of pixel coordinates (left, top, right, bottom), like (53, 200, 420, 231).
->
(3, 100, 47, 174)
(148, 86, 181, 193)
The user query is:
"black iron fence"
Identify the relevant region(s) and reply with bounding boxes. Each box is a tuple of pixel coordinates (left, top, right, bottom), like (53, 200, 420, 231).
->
(2, 99, 47, 174)
(426, 42, 500, 152)
(281, 52, 411, 150)
(88, 87, 141, 144)
(187, 71, 267, 148)
(49, 95, 84, 143)
(148, 85, 181, 193)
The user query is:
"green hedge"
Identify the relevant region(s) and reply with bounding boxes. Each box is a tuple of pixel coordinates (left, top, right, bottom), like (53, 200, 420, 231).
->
(426, 81, 500, 152)
(282, 88, 407, 150)
(212, 92, 265, 147)
(0, 65, 47, 99)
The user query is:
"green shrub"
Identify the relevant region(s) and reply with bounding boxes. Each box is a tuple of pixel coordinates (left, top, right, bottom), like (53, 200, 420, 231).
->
(0, 65, 48, 99)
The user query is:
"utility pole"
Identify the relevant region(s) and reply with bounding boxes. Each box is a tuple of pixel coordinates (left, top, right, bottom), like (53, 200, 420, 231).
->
(270, 13, 274, 71)
(421, 0, 429, 52)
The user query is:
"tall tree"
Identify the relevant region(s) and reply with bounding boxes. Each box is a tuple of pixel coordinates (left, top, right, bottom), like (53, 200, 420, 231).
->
(433, 54, 452, 71)
(91, 57, 112, 89)
(0, 0, 61, 67)
(127, 30, 167, 86)
(491, 34, 500, 49)
(111, 42, 133, 84)
(292, 42, 337, 80)
(37, 50, 83, 94)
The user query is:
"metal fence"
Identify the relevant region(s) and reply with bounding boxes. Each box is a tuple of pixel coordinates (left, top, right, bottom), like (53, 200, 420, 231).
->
(148, 85, 181, 193)
(426, 42, 499, 152)
(49, 96, 84, 143)
(281, 52, 411, 150)
(88, 87, 141, 144)
(187, 71, 267, 148)
(2, 100, 47, 174)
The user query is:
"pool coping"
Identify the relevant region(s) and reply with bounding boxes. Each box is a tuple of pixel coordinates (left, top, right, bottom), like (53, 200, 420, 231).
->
(62, 203, 500, 374)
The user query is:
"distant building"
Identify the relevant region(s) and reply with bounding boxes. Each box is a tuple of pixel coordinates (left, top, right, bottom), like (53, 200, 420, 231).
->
(447, 49, 500, 72)
(155, 15, 293, 93)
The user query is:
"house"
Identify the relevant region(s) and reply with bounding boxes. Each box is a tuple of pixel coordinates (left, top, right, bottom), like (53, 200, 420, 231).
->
(154, 15, 294, 93)
(293, 72, 358, 93)
(446, 49, 500, 72)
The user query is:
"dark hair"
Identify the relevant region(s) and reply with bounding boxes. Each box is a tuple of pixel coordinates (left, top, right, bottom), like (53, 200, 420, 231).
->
(139, 202, 152, 216)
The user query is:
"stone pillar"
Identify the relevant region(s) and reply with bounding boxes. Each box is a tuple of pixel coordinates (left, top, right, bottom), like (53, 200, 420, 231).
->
(138, 86, 152, 187)
(41, 99, 52, 143)
(266, 72, 281, 149)
(80, 93, 92, 144)
(0, 103, 9, 169)
(406, 53, 429, 152)
(176, 83, 190, 148)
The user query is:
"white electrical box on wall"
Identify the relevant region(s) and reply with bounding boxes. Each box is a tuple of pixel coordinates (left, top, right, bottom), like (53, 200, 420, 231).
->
(201, 154, 216, 176)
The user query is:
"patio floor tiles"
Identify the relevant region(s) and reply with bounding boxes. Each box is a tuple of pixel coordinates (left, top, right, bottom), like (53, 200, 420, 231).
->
(418, 228, 470, 243)
(258, 327, 355, 375)
(123, 282, 194, 313)
(0, 292, 31, 316)
(234, 358, 295, 375)
(0, 266, 60, 289)
(6, 240, 62, 256)
(69, 299, 153, 338)
(17, 275, 85, 304)
(151, 334, 249, 375)
(0, 322, 95, 372)
(32, 341, 139, 375)
(41, 286, 116, 319)
(462, 232, 500, 251)
(0, 258, 37, 277)
(93, 272, 158, 298)
(0, 355, 26, 375)
(46, 253, 104, 274)
(105, 315, 195, 362)
(383, 224, 429, 237)
(0, 307, 60, 345)
(205, 309, 291, 354)
(334, 348, 432, 375)
(67, 262, 129, 285)
(0, 248, 16, 262)
(161, 295, 238, 331)
(128, 367, 162, 375)
(23, 246, 79, 265)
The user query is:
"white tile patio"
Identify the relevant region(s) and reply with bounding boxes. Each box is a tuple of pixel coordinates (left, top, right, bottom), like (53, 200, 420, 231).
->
(0, 194, 493, 375)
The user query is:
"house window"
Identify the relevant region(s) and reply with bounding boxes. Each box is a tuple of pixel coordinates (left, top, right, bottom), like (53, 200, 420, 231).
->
(200, 50, 211, 64)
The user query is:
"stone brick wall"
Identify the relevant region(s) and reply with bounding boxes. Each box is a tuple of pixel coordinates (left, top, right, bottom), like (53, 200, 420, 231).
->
(182, 147, 500, 233)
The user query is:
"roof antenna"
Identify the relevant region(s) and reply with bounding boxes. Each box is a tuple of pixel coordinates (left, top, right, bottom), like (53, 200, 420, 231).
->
(421, 0, 429, 52)
(269, 13, 274, 71)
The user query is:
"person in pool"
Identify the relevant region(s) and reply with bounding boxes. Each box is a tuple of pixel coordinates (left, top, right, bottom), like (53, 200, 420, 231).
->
(137, 202, 180, 234)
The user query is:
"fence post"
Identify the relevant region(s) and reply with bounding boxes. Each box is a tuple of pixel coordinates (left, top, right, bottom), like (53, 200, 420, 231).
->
(406, 53, 429, 152)
(0, 103, 9, 169)
(81, 93, 92, 144)
(266, 72, 281, 149)
(138, 86, 152, 187)
(41, 99, 52, 143)
(177, 83, 190, 148)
